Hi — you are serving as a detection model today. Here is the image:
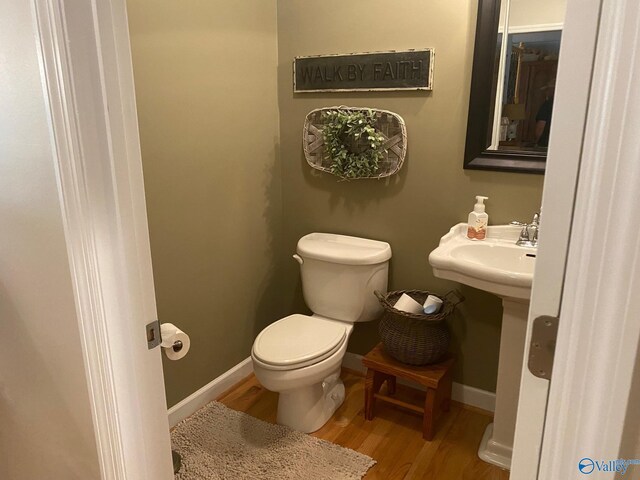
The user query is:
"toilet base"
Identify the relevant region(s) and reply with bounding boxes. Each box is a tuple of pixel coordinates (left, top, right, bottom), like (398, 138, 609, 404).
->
(276, 369, 345, 433)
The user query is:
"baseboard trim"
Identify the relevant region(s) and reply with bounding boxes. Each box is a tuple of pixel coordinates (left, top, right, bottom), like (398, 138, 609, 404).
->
(451, 382, 496, 414)
(167, 357, 253, 427)
(342, 352, 496, 413)
(167, 352, 496, 426)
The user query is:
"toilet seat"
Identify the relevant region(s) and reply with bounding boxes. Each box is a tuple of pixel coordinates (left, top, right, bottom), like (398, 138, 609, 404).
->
(252, 314, 347, 370)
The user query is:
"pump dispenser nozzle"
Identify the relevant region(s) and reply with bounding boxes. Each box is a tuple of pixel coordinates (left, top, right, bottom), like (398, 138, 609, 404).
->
(474, 196, 489, 213)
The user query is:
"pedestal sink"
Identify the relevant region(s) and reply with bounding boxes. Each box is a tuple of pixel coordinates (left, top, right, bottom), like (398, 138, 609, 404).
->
(428, 223, 536, 470)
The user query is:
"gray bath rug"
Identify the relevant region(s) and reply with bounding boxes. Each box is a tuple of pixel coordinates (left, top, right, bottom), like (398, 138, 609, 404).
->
(171, 401, 375, 479)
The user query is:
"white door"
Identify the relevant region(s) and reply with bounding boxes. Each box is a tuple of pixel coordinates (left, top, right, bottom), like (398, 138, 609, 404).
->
(512, 0, 640, 478)
(32, 0, 174, 478)
(509, 0, 602, 475)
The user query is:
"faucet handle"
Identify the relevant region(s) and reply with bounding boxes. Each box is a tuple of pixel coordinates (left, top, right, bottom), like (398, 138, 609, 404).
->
(518, 225, 530, 243)
(532, 212, 540, 225)
(510, 220, 527, 227)
(530, 213, 540, 242)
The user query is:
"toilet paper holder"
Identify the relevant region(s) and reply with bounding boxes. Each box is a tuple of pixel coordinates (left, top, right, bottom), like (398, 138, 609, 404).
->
(158, 322, 191, 360)
(159, 327, 184, 352)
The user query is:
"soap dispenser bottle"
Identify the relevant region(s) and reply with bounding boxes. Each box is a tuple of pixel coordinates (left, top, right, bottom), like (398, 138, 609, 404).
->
(467, 196, 489, 240)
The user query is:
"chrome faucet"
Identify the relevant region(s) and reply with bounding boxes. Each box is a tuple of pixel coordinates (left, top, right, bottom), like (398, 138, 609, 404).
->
(511, 212, 540, 247)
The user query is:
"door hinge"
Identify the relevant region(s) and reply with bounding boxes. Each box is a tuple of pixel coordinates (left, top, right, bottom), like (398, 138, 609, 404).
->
(146, 320, 161, 350)
(528, 315, 559, 380)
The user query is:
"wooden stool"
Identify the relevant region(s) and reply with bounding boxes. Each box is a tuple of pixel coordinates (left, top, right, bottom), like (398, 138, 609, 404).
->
(362, 343, 454, 440)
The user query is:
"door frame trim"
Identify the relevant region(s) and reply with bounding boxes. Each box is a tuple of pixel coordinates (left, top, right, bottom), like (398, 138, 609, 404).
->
(510, 0, 603, 475)
(31, 0, 173, 478)
(32, 1, 126, 476)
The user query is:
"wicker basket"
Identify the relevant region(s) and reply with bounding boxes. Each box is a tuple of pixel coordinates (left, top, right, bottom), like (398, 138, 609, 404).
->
(303, 106, 407, 179)
(375, 289, 464, 366)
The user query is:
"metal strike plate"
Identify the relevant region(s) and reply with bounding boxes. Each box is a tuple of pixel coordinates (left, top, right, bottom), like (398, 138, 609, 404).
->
(528, 315, 559, 380)
(146, 320, 161, 350)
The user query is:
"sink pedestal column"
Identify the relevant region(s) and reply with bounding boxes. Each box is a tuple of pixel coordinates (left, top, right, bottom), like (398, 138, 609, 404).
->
(478, 297, 529, 470)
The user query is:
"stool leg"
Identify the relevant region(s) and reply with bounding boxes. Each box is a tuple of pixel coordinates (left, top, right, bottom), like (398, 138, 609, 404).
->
(364, 369, 375, 420)
(365, 369, 386, 421)
(423, 388, 437, 440)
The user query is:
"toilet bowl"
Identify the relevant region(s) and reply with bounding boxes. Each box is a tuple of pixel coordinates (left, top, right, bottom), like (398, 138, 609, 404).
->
(252, 315, 352, 432)
(251, 233, 391, 433)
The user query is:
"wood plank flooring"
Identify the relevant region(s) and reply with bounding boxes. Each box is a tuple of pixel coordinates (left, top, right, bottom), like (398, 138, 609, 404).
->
(217, 369, 510, 480)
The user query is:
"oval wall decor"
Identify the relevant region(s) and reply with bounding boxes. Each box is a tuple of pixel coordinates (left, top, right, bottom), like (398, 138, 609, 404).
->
(303, 106, 407, 180)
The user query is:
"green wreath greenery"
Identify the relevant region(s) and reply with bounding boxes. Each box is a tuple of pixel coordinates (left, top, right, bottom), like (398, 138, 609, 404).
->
(321, 109, 386, 179)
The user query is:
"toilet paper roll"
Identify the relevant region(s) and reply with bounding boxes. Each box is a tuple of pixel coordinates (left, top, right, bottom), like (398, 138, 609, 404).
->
(423, 295, 443, 315)
(161, 322, 191, 361)
(393, 293, 425, 314)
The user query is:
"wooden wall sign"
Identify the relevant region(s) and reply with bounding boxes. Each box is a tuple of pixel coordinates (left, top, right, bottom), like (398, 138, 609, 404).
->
(294, 49, 434, 93)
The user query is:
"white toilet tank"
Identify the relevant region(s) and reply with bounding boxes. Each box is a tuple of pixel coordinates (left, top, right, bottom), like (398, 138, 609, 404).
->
(296, 233, 392, 323)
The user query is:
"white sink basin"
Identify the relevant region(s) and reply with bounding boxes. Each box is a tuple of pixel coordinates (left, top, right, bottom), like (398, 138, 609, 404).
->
(429, 223, 536, 300)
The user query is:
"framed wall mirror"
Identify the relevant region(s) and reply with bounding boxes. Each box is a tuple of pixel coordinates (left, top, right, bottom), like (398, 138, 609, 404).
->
(464, 0, 566, 174)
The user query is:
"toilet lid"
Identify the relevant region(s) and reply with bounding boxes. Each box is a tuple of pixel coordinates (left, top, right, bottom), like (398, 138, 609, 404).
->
(253, 314, 347, 367)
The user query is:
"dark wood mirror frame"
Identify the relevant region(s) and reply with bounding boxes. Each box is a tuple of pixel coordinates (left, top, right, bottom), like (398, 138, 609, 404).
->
(464, 0, 546, 174)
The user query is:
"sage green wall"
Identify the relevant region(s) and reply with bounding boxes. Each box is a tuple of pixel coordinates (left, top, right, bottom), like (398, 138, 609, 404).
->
(276, 0, 545, 393)
(127, 1, 282, 407)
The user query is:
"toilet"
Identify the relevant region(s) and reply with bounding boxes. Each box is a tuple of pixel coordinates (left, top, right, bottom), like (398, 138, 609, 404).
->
(251, 233, 392, 433)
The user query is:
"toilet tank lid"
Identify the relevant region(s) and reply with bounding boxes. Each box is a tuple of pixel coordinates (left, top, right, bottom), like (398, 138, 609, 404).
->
(297, 233, 392, 265)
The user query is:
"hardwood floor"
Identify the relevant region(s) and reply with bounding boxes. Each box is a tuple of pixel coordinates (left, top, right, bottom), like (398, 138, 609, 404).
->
(217, 369, 510, 480)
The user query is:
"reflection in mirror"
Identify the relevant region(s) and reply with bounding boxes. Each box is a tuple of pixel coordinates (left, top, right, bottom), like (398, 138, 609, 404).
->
(463, 0, 568, 173)
(489, 0, 566, 153)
